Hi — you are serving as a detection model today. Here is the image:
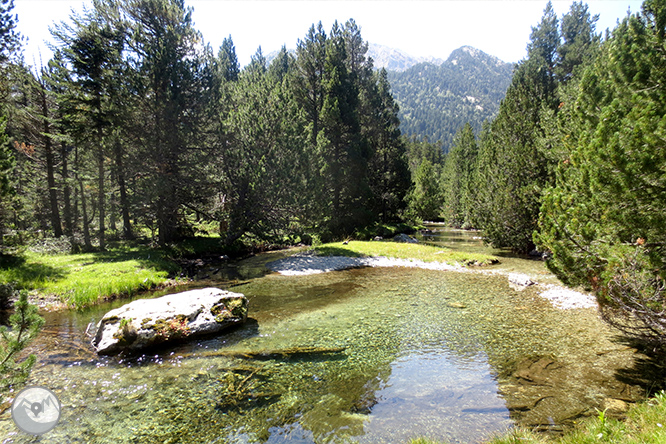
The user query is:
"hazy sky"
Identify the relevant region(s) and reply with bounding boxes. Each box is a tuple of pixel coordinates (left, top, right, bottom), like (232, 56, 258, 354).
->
(14, 0, 644, 68)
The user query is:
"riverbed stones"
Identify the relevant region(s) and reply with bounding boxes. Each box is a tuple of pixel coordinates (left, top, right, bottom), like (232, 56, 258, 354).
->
(508, 273, 536, 287)
(92, 287, 248, 355)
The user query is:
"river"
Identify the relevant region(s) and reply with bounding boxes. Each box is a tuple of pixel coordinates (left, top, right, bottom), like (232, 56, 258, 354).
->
(0, 227, 651, 443)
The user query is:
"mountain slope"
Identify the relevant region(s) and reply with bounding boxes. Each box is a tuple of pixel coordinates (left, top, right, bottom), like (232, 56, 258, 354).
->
(387, 46, 514, 151)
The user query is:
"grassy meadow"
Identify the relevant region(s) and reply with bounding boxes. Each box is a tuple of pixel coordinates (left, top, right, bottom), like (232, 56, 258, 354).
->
(0, 245, 180, 309)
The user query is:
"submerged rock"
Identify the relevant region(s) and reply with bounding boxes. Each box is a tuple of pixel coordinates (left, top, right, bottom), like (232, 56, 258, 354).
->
(92, 287, 248, 355)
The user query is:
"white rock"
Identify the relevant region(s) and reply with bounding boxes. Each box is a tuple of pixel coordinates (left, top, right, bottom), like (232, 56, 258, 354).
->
(508, 273, 536, 287)
(92, 287, 247, 355)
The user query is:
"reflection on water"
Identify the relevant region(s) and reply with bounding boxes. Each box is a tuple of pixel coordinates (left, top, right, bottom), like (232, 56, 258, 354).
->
(0, 229, 650, 443)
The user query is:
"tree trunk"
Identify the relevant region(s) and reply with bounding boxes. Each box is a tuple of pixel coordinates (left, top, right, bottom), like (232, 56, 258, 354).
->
(40, 86, 62, 238)
(97, 145, 105, 250)
(78, 177, 92, 250)
(60, 142, 73, 236)
(114, 138, 133, 239)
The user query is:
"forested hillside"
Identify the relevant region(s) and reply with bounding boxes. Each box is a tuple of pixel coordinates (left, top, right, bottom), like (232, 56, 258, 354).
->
(388, 46, 513, 151)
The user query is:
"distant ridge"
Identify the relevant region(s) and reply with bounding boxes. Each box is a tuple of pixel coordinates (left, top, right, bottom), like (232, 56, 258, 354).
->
(387, 46, 514, 151)
(265, 43, 446, 72)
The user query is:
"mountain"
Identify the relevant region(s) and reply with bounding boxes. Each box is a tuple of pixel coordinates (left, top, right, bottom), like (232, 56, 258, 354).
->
(387, 46, 514, 152)
(367, 43, 444, 72)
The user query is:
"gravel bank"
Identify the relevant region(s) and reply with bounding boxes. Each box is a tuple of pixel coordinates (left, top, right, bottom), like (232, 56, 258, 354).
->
(266, 253, 597, 310)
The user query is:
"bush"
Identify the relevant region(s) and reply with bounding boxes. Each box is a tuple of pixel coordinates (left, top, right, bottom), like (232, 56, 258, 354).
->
(598, 247, 666, 353)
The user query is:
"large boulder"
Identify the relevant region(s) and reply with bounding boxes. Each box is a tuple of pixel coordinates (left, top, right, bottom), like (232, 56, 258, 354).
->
(92, 287, 248, 355)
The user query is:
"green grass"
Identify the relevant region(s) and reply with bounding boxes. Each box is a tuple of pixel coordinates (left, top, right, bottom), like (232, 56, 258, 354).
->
(0, 245, 180, 309)
(410, 391, 666, 444)
(313, 240, 499, 266)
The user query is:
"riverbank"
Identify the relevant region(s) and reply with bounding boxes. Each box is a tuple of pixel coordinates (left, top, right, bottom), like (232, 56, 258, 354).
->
(267, 241, 597, 310)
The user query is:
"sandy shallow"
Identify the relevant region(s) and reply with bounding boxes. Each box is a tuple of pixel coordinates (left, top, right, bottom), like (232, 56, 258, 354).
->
(266, 253, 597, 310)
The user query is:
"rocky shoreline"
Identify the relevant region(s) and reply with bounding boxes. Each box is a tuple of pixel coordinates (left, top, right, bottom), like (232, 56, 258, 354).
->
(267, 253, 597, 310)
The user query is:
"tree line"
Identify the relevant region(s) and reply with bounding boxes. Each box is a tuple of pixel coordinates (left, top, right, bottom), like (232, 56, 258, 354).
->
(0, 0, 413, 250)
(441, 0, 666, 353)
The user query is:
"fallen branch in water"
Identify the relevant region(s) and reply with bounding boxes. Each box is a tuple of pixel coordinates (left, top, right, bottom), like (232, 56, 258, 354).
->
(205, 345, 347, 360)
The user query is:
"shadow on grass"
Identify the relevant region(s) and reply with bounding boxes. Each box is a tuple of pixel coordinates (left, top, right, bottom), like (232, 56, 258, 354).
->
(86, 247, 180, 275)
(88, 237, 226, 274)
(0, 254, 66, 288)
(314, 246, 365, 258)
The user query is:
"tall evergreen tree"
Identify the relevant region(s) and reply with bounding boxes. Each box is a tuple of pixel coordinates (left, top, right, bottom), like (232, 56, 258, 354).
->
(367, 68, 410, 222)
(123, 0, 210, 244)
(219, 62, 306, 245)
(0, 0, 19, 242)
(294, 22, 327, 148)
(316, 21, 369, 235)
(217, 35, 239, 82)
(9, 64, 66, 238)
(556, 1, 600, 82)
(442, 123, 478, 228)
(57, 10, 126, 248)
(407, 158, 442, 221)
(472, 1, 599, 252)
(0, 0, 19, 62)
(536, 2, 666, 351)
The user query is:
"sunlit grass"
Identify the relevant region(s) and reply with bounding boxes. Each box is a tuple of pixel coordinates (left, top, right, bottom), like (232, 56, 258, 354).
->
(0, 246, 180, 309)
(409, 391, 666, 443)
(313, 240, 499, 266)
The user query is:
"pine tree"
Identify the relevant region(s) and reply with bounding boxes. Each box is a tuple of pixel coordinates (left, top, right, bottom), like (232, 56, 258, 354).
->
(217, 35, 239, 82)
(367, 68, 411, 222)
(0, 0, 19, 63)
(407, 158, 442, 221)
(294, 22, 327, 148)
(472, 1, 600, 253)
(317, 21, 369, 235)
(0, 291, 45, 393)
(442, 123, 477, 228)
(536, 2, 666, 351)
(123, 0, 210, 245)
(0, 115, 13, 241)
(556, 1, 600, 82)
(53, 1, 127, 248)
(219, 61, 306, 245)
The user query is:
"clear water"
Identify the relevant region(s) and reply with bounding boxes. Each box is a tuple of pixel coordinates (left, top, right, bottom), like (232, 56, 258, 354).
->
(0, 228, 648, 443)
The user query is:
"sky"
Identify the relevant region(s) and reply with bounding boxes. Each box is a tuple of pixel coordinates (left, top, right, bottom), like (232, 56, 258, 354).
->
(14, 0, 645, 68)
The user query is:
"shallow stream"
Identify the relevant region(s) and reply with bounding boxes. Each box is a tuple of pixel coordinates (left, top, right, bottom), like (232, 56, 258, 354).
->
(0, 227, 651, 443)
